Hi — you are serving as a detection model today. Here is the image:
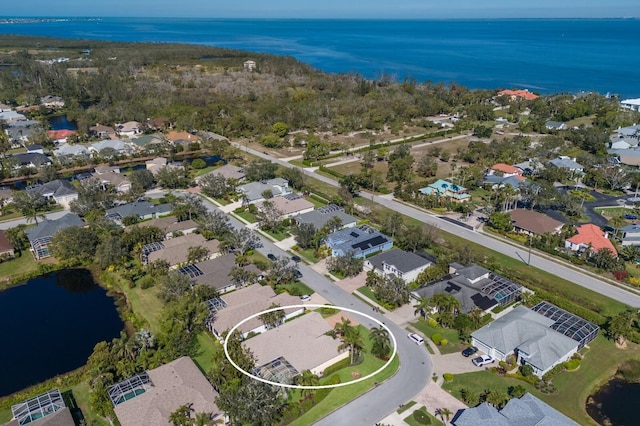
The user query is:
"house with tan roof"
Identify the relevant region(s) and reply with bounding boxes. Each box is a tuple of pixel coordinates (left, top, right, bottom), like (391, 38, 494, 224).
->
(91, 171, 131, 193)
(244, 312, 349, 383)
(165, 131, 201, 144)
(129, 216, 198, 239)
(256, 194, 315, 219)
(115, 121, 142, 138)
(195, 164, 246, 184)
(144, 234, 220, 267)
(489, 163, 522, 177)
(184, 253, 263, 293)
(89, 124, 115, 138)
(509, 209, 564, 236)
(110, 356, 223, 426)
(565, 224, 617, 256)
(205, 284, 302, 339)
(496, 89, 539, 101)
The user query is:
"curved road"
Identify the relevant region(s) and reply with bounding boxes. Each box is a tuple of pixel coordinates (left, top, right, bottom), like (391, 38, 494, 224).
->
(234, 142, 640, 308)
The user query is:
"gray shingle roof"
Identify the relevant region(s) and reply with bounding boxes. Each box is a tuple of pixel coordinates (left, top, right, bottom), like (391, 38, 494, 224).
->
(27, 179, 77, 198)
(294, 206, 358, 230)
(26, 213, 84, 241)
(106, 202, 173, 220)
(549, 157, 583, 170)
(366, 248, 432, 274)
(12, 152, 51, 166)
(237, 178, 290, 202)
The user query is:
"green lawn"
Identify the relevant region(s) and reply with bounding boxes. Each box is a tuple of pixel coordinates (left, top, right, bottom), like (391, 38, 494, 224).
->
(263, 228, 290, 241)
(0, 254, 41, 286)
(69, 382, 111, 426)
(297, 248, 321, 263)
(234, 209, 258, 223)
(403, 407, 444, 426)
(411, 318, 462, 355)
(192, 332, 221, 373)
(306, 194, 328, 208)
(442, 335, 640, 425)
(289, 326, 400, 425)
(277, 281, 314, 296)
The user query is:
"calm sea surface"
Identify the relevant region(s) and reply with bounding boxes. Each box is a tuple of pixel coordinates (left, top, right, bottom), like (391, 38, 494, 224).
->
(1, 18, 639, 97)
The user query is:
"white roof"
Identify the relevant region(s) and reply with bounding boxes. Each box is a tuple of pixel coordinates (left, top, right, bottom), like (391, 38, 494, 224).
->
(621, 98, 640, 106)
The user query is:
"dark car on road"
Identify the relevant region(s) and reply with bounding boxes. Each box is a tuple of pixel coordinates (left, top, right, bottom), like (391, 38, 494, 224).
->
(291, 255, 301, 263)
(267, 253, 277, 261)
(462, 346, 478, 357)
(293, 269, 303, 279)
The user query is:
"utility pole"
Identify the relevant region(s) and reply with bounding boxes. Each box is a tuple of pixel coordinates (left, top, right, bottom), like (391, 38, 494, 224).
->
(528, 233, 532, 265)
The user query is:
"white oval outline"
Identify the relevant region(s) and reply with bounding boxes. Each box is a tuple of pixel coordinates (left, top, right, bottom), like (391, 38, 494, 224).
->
(223, 304, 397, 389)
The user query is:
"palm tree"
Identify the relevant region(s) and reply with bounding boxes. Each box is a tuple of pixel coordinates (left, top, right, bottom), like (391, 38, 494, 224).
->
(439, 407, 453, 422)
(334, 319, 364, 364)
(194, 412, 211, 426)
(369, 326, 392, 359)
(469, 307, 483, 328)
(295, 369, 320, 400)
(413, 297, 434, 320)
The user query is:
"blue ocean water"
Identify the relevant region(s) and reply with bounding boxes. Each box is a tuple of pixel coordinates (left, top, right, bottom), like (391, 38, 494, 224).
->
(1, 18, 639, 97)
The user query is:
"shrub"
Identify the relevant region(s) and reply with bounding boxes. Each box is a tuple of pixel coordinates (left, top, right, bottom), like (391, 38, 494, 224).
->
(498, 361, 507, 369)
(443, 373, 453, 382)
(520, 364, 534, 377)
(431, 333, 443, 345)
(323, 357, 351, 377)
(564, 359, 581, 370)
(613, 270, 629, 281)
(412, 409, 432, 425)
(617, 359, 640, 383)
(427, 318, 439, 328)
(440, 339, 448, 346)
(138, 275, 155, 289)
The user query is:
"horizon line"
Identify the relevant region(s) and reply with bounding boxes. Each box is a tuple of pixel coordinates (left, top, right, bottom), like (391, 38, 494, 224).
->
(1, 16, 638, 21)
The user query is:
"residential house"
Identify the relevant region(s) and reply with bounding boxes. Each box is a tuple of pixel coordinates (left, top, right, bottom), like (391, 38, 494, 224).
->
(40, 95, 64, 108)
(412, 262, 522, 313)
(53, 143, 90, 160)
(364, 248, 434, 284)
(509, 209, 564, 236)
(91, 171, 132, 193)
(115, 121, 142, 138)
(0, 186, 13, 204)
(609, 148, 640, 167)
(620, 98, 640, 112)
(482, 174, 528, 191)
(105, 201, 173, 225)
(165, 131, 201, 145)
(496, 89, 539, 101)
(0, 230, 15, 259)
(27, 179, 78, 208)
(237, 178, 291, 204)
(610, 136, 638, 150)
(549, 156, 584, 174)
(0, 103, 12, 112)
(195, 164, 245, 184)
(110, 357, 224, 426)
(513, 158, 544, 175)
(419, 179, 471, 202)
(131, 134, 165, 150)
(243, 60, 257, 71)
(6, 388, 75, 426)
(294, 204, 358, 231)
(324, 225, 393, 258)
(244, 312, 349, 383)
(488, 163, 522, 177)
(89, 124, 115, 138)
(256, 193, 315, 220)
(8, 152, 51, 169)
(90, 139, 133, 156)
(145, 157, 168, 175)
(620, 224, 640, 247)
(184, 253, 262, 293)
(128, 216, 199, 239)
(146, 117, 171, 131)
(205, 284, 302, 339)
(144, 234, 220, 267)
(545, 120, 567, 130)
(94, 165, 120, 175)
(614, 124, 640, 138)
(25, 212, 85, 259)
(6, 125, 39, 146)
(471, 303, 598, 377)
(452, 393, 578, 426)
(0, 110, 26, 122)
(26, 144, 44, 154)
(565, 223, 617, 256)
(48, 129, 78, 144)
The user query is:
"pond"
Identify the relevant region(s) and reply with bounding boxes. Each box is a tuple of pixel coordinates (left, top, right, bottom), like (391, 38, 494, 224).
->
(48, 114, 78, 131)
(0, 269, 123, 397)
(587, 377, 640, 425)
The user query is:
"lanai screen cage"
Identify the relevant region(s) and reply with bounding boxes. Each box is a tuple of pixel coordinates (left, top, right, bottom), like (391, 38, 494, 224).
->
(11, 388, 66, 425)
(254, 356, 299, 385)
(108, 372, 154, 407)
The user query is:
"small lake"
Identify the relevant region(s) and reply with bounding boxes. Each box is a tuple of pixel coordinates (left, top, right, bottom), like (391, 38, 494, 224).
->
(587, 377, 640, 425)
(0, 269, 123, 397)
(48, 114, 78, 131)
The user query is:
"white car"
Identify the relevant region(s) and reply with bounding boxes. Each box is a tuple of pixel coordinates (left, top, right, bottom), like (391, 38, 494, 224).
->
(472, 354, 495, 367)
(299, 295, 311, 302)
(407, 333, 424, 345)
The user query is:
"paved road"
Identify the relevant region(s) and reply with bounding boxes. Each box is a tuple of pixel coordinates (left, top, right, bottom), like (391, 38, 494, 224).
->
(0, 210, 69, 230)
(235, 143, 640, 308)
(195, 193, 433, 425)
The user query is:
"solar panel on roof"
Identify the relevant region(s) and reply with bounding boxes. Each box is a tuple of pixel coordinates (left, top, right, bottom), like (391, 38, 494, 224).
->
(352, 235, 387, 250)
(349, 231, 360, 238)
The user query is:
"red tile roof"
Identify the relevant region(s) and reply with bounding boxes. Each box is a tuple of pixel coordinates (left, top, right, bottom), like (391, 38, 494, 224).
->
(567, 224, 617, 255)
(497, 89, 539, 101)
(48, 129, 78, 139)
(491, 163, 522, 175)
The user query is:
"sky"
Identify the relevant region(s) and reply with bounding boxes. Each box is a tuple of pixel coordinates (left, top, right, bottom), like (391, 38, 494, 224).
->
(2, 0, 640, 19)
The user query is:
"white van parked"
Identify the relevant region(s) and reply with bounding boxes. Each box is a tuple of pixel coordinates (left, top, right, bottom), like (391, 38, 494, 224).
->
(407, 333, 424, 345)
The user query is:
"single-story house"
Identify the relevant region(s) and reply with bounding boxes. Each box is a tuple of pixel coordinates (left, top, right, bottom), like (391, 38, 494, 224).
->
(610, 135, 638, 150)
(7, 388, 75, 426)
(144, 234, 220, 267)
(89, 124, 115, 138)
(146, 117, 171, 130)
(609, 148, 640, 166)
(614, 124, 640, 137)
(412, 263, 522, 313)
(496, 89, 539, 101)
(565, 223, 617, 256)
(131, 134, 165, 149)
(128, 216, 198, 239)
(256, 194, 314, 219)
(91, 171, 131, 193)
(205, 284, 302, 339)
(237, 178, 291, 204)
(26, 144, 44, 154)
(0, 187, 12, 203)
(53, 143, 90, 159)
(195, 164, 245, 184)
(0, 230, 15, 258)
(545, 120, 567, 131)
(482, 174, 528, 190)
(620, 99, 640, 112)
(324, 225, 393, 258)
(293, 204, 358, 231)
(115, 121, 142, 138)
(419, 179, 470, 202)
(621, 224, 640, 247)
(26, 212, 85, 259)
(165, 131, 201, 144)
(509, 209, 564, 236)
(48, 129, 78, 144)
(40, 95, 65, 108)
(0, 110, 26, 122)
(244, 312, 349, 383)
(471, 303, 598, 377)
(27, 179, 78, 208)
(90, 139, 133, 156)
(110, 357, 223, 426)
(513, 158, 544, 175)
(187, 253, 262, 293)
(452, 393, 578, 426)
(94, 165, 120, 175)
(364, 248, 434, 284)
(549, 156, 584, 174)
(0, 103, 13, 112)
(489, 163, 522, 177)
(9, 152, 52, 169)
(145, 157, 168, 175)
(6, 126, 39, 145)
(105, 201, 173, 225)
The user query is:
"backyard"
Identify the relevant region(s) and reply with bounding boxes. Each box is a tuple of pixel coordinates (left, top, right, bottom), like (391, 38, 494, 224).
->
(411, 318, 463, 355)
